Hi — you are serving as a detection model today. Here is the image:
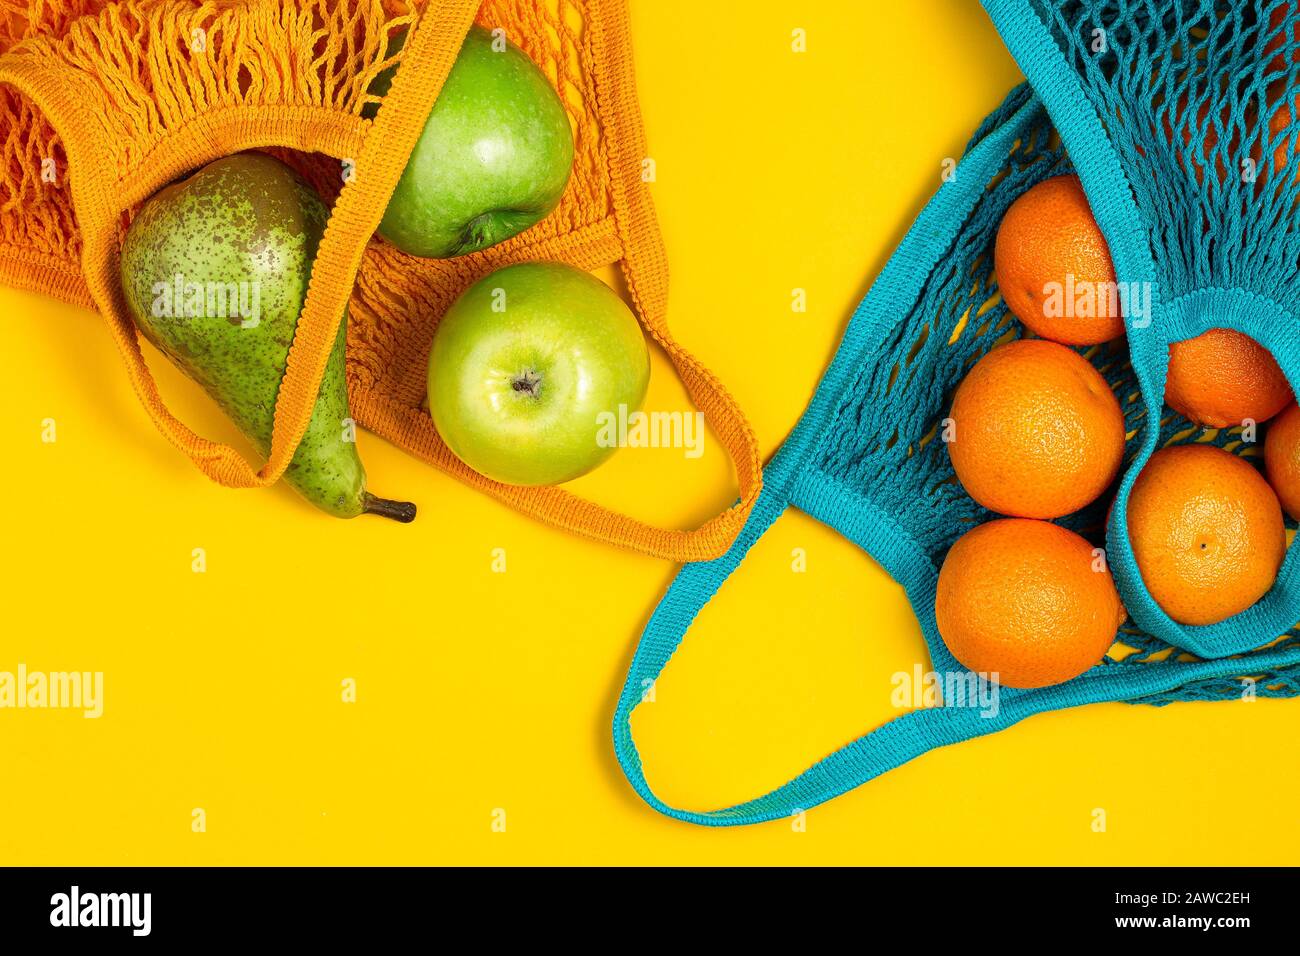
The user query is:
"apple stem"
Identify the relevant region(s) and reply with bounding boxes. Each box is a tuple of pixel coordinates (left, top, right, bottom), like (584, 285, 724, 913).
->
(512, 370, 542, 398)
(362, 493, 417, 523)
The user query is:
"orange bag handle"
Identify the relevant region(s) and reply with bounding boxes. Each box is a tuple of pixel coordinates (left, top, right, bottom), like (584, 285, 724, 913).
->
(577, 0, 765, 558)
(349, 0, 764, 561)
(258, 1, 483, 488)
(0, 0, 481, 490)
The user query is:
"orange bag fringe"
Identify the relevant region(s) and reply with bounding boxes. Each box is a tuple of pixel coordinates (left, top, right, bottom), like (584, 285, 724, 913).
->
(0, 0, 763, 561)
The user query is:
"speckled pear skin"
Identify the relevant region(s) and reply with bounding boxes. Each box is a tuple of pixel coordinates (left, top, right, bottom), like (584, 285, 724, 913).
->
(119, 152, 395, 519)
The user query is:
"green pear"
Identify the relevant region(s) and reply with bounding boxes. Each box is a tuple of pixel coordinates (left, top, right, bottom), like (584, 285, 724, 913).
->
(370, 25, 574, 258)
(119, 152, 415, 521)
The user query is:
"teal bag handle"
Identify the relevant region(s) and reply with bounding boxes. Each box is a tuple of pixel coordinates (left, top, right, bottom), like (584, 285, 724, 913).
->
(611, 93, 1045, 822)
(611, 464, 959, 827)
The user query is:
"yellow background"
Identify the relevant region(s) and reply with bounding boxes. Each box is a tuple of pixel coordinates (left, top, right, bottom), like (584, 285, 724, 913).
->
(2, 0, 1296, 865)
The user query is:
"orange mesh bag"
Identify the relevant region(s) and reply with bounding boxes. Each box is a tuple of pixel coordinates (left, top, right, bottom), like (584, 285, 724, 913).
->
(0, 0, 763, 561)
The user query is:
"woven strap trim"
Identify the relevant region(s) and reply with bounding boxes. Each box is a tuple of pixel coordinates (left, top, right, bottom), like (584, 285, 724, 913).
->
(0, 2, 479, 487)
(0, 244, 92, 309)
(0, 0, 763, 561)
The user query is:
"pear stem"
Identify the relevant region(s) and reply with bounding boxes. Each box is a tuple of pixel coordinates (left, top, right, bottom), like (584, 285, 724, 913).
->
(362, 493, 417, 523)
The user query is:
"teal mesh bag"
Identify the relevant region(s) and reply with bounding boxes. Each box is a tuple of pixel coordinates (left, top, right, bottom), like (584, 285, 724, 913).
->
(611, 0, 1300, 826)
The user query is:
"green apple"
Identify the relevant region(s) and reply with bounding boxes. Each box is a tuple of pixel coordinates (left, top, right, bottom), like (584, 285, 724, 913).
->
(428, 262, 650, 485)
(374, 25, 574, 258)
